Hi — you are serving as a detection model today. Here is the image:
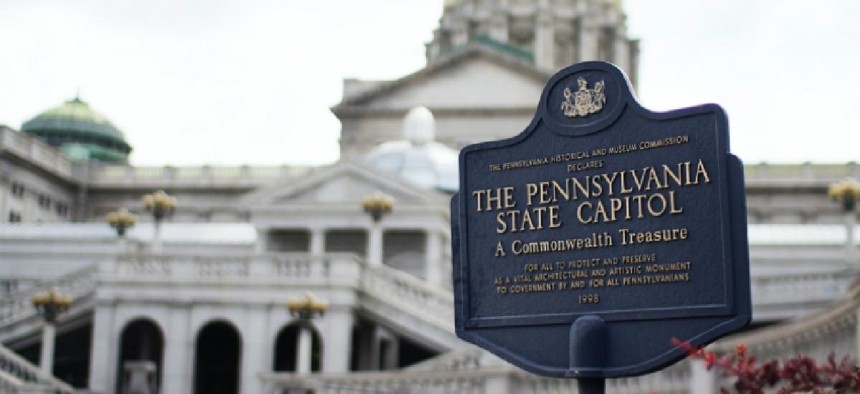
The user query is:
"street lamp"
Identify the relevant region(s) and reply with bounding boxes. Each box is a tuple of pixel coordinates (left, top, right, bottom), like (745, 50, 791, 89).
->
(828, 178, 860, 263)
(362, 191, 395, 266)
(361, 191, 394, 222)
(106, 208, 137, 237)
(32, 288, 72, 375)
(142, 190, 176, 252)
(287, 292, 328, 374)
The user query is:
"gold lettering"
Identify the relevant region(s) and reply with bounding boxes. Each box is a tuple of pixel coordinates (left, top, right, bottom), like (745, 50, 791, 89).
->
(495, 241, 506, 257)
(695, 159, 711, 184)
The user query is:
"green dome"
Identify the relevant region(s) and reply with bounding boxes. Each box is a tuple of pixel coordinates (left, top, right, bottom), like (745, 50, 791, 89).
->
(21, 97, 132, 163)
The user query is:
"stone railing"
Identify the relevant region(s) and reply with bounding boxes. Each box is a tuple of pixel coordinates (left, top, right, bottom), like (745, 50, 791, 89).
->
(0, 128, 74, 180)
(715, 275, 860, 363)
(750, 268, 856, 321)
(105, 253, 352, 284)
(261, 359, 692, 394)
(261, 369, 499, 394)
(361, 265, 454, 331)
(83, 164, 312, 188)
(0, 342, 74, 394)
(0, 265, 98, 327)
(743, 162, 859, 184)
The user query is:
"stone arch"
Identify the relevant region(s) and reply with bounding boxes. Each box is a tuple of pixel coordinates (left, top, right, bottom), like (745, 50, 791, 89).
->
(272, 321, 322, 372)
(193, 320, 243, 394)
(116, 318, 164, 394)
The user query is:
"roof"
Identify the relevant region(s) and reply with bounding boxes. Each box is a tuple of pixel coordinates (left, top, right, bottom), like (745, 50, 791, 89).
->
(21, 97, 132, 162)
(332, 40, 550, 114)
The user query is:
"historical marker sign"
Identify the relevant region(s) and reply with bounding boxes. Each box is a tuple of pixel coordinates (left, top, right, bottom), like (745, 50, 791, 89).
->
(452, 61, 750, 379)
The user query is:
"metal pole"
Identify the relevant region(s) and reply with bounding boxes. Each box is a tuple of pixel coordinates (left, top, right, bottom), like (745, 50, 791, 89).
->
(40, 323, 55, 375)
(368, 224, 382, 266)
(847, 211, 856, 264)
(577, 378, 605, 394)
(153, 219, 162, 253)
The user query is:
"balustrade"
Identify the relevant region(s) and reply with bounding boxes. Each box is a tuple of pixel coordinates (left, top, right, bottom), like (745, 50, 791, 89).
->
(261, 359, 692, 394)
(361, 265, 454, 331)
(109, 253, 343, 281)
(0, 342, 74, 393)
(85, 164, 313, 187)
(0, 266, 97, 327)
(751, 269, 854, 308)
(0, 129, 73, 179)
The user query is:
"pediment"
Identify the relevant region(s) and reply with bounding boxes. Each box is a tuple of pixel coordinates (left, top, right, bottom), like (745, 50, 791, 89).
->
(241, 162, 443, 206)
(334, 46, 550, 113)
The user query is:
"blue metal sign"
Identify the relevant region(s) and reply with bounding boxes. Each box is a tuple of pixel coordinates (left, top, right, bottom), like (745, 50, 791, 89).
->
(452, 61, 750, 379)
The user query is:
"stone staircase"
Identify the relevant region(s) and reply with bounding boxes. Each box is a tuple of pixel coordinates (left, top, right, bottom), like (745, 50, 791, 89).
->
(0, 266, 98, 344)
(0, 341, 76, 394)
(359, 264, 459, 350)
(0, 267, 92, 394)
(0, 249, 856, 393)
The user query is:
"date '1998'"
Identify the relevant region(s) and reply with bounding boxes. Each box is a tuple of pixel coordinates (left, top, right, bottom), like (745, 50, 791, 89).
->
(578, 293, 600, 304)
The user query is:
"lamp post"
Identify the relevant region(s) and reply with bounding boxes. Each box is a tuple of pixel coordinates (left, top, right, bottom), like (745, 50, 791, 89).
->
(287, 292, 328, 374)
(828, 178, 860, 264)
(142, 190, 176, 253)
(361, 191, 395, 266)
(107, 208, 137, 237)
(32, 288, 72, 375)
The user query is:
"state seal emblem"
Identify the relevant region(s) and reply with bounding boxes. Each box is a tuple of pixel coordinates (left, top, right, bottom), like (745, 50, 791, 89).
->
(561, 77, 606, 118)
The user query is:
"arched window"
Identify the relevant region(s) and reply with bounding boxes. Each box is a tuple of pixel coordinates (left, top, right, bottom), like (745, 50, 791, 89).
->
(194, 320, 242, 394)
(116, 319, 164, 394)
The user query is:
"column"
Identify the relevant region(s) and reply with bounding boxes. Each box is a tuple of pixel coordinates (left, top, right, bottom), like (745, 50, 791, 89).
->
(152, 220, 163, 253)
(39, 323, 55, 375)
(368, 226, 383, 266)
(690, 358, 718, 394)
(534, 6, 555, 71)
(240, 306, 267, 394)
(484, 374, 511, 394)
(296, 326, 312, 374)
(310, 228, 326, 256)
(162, 304, 191, 394)
(452, 21, 469, 47)
(614, 36, 631, 75)
(856, 308, 860, 362)
(488, 9, 508, 43)
(425, 231, 442, 286)
(322, 309, 354, 373)
(88, 303, 117, 394)
(578, 12, 598, 61)
(255, 227, 268, 254)
(370, 327, 396, 370)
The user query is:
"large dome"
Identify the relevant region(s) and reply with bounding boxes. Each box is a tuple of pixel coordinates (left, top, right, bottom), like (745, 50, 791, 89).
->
(21, 97, 132, 163)
(364, 107, 459, 193)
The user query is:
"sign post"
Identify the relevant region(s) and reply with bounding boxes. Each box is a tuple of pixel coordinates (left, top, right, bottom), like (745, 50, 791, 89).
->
(451, 61, 750, 388)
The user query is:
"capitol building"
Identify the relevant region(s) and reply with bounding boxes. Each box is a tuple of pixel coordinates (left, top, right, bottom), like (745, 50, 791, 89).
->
(1, 1, 859, 393)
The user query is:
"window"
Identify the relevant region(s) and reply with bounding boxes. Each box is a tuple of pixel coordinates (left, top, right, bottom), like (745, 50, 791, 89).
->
(38, 194, 51, 209)
(56, 203, 69, 217)
(8, 211, 21, 223)
(10, 183, 24, 198)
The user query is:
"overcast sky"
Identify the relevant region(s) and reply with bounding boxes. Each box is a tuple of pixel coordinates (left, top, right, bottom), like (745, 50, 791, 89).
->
(1, 1, 858, 166)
